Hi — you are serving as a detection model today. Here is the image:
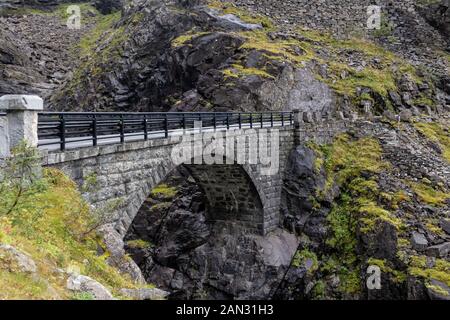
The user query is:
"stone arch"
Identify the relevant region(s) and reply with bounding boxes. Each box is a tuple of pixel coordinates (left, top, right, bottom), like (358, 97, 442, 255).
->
(120, 152, 267, 237)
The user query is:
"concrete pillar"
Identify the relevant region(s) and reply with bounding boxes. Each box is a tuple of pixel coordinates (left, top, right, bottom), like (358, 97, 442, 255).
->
(0, 95, 43, 157)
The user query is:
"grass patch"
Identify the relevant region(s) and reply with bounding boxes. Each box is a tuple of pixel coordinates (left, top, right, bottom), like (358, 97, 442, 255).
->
(367, 258, 406, 283)
(409, 256, 450, 287)
(150, 184, 177, 200)
(126, 240, 152, 250)
(292, 249, 319, 274)
(222, 63, 275, 79)
(414, 122, 450, 163)
(207, 0, 274, 29)
(0, 144, 144, 299)
(409, 182, 450, 206)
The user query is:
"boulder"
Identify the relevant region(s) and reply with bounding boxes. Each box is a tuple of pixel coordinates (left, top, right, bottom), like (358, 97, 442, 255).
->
(427, 279, 450, 300)
(426, 242, 450, 258)
(411, 232, 428, 252)
(66, 274, 114, 300)
(440, 219, 450, 235)
(0, 244, 37, 274)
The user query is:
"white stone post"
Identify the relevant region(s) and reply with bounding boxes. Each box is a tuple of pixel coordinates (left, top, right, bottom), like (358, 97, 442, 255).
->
(0, 95, 43, 158)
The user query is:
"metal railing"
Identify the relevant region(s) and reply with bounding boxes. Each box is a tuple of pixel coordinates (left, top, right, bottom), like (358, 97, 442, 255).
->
(38, 111, 293, 151)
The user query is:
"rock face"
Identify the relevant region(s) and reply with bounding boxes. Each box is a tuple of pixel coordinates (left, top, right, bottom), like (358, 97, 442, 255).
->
(124, 167, 300, 299)
(0, 244, 37, 274)
(0, 7, 97, 100)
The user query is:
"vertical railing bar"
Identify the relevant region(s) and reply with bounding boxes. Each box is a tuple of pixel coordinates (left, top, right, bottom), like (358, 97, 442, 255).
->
(281, 112, 285, 127)
(238, 113, 242, 129)
(250, 113, 253, 129)
(260, 113, 263, 128)
(164, 114, 169, 138)
(93, 114, 97, 147)
(60, 114, 66, 151)
(144, 114, 148, 141)
(120, 114, 125, 143)
(271, 112, 274, 127)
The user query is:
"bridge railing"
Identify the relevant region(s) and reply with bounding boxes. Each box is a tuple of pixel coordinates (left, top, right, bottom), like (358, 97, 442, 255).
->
(37, 111, 293, 151)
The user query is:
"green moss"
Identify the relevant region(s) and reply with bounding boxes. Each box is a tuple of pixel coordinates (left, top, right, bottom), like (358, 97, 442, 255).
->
(78, 11, 122, 56)
(358, 199, 403, 232)
(409, 181, 450, 207)
(339, 269, 361, 295)
(150, 184, 177, 199)
(238, 30, 316, 66)
(222, 63, 275, 79)
(409, 256, 450, 287)
(414, 121, 450, 163)
(322, 134, 388, 193)
(208, 0, 275, 29)
(367, 258, 406, 283)
(171, 31, 210, 47)
(292, 249, 319, 275)
(126, 239, 152, 249)
(312, 280, 326, 299)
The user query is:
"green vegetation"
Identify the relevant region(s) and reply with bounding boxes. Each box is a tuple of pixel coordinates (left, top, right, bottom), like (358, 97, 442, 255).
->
(126, 239, 152, 250)
(0, 143, 142, 299)
(309, 135, 405, 295)
(78, 11, 123, 58)
(208, 0, 274, 29)
(409, 256, 450, 288)
(409, 181, 450, 207)
(222, 64, 275, 79)
(414, 121, 450, 163)
(150, 184, 178, 200)
(171, 32, 210, 47)
(292, 249, 319, 274)
(367, 258, 406, 283)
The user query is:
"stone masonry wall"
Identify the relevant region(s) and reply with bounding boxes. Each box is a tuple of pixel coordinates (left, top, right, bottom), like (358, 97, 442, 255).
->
(42, 126, 295, 237)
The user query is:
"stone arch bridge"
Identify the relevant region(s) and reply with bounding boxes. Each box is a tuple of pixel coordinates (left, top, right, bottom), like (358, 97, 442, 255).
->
(0, 95, 355, 238)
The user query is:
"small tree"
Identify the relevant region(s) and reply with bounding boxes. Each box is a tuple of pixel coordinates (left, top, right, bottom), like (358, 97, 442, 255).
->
(0, 141, 45, 218)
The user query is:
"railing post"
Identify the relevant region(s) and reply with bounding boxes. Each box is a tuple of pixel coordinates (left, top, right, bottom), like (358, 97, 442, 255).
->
(238, 113, 242, 129)
(213, 113, 217, 131)
(250, 113, 253, 129)
(0, 95, 43, 157)
(59, 114, 66, 151)
(143, 114, 148, 141)
(290, 112, 293, 125)
(92, 114, 97, 147)
(281, 113, 285, 126)
(270, 113, 274, 127)
(120, 114, 125, 143)
(260, 113, 263, 128)
(226, 113, 230, 130)
(164, 114, 169, 138)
